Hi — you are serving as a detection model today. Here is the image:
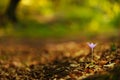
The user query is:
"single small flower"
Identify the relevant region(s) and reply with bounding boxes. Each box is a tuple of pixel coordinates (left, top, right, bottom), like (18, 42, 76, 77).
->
(87, 42, 97, 64)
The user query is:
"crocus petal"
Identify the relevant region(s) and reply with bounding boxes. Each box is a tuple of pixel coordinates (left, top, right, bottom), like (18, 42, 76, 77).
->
(87, 42, 97, 48)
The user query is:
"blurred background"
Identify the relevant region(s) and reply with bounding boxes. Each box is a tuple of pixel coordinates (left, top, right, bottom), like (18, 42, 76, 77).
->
(0, 0, 120, 41)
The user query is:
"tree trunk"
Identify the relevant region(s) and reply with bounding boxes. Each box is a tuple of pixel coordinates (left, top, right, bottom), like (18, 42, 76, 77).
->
(5, 0, 21, 23)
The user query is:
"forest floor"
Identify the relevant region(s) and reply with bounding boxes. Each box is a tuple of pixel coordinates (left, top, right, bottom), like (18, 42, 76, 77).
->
(0, 38, 120, 80)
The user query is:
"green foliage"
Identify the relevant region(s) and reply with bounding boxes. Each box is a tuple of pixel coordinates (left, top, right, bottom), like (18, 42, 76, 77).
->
(111, 13, 120, 28)
(111, 43, 117, 52)
(0, 0, 120, 38)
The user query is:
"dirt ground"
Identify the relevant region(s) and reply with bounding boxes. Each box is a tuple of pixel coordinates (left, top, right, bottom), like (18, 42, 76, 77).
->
(0, 37, 120, 80)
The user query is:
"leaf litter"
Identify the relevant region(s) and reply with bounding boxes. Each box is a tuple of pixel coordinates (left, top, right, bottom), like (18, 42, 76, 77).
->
(0, 41, 120, 80)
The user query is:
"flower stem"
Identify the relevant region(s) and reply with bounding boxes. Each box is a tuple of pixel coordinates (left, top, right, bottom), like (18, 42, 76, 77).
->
(91, 48, 94, 64)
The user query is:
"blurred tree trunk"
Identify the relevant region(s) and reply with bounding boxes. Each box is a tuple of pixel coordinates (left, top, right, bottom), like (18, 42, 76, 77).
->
(5, 0, 21, 23)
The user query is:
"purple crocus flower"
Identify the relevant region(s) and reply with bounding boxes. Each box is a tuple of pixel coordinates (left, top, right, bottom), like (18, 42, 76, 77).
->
(87, 43, 97, 50)
(87, 42, 97, 63)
